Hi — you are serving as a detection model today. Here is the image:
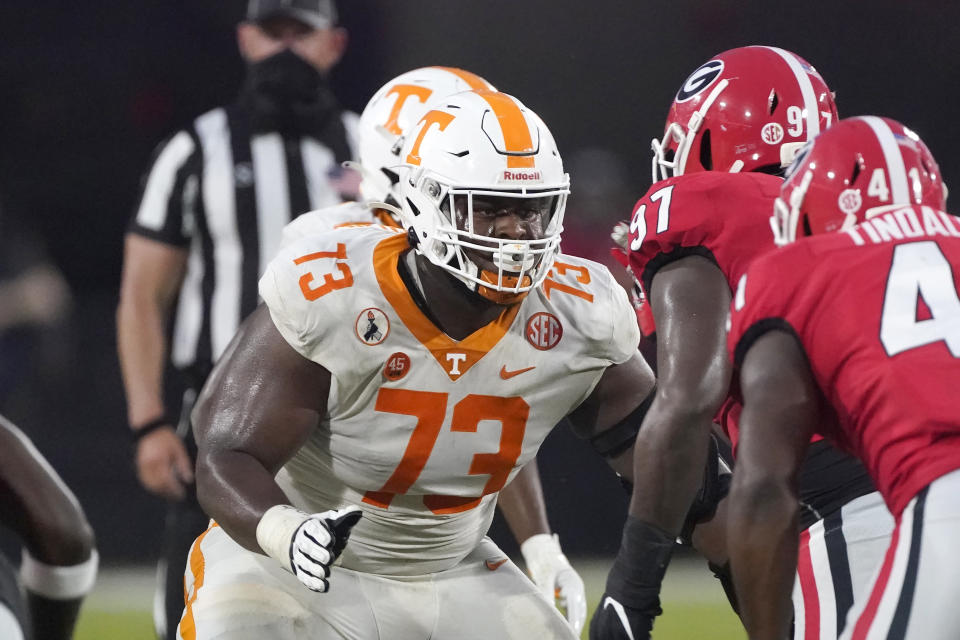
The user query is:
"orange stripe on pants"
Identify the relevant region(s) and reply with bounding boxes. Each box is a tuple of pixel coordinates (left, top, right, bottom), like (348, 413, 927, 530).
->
(178, 522, 218, 640)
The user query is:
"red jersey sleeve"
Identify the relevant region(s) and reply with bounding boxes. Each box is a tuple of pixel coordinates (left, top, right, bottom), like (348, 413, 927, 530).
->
(726, 243, 810, 370)
(725, 241, 827, 449)
(626, 172, 782, 295)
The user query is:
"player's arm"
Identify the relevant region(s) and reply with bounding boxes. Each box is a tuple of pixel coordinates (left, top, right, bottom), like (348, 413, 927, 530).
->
(498, 461, 550, 544)
(193, 305, 360, 593)
(193, 304, 330, 547)
(567, 351, 656, 481)
(0, 415, 97, 640)
(728, 331, 820, 640)
(498, 461, 587, 633)
(632, 254, 731, 532)
(116, 234, 191, 499)
(589, 256, 731, 640)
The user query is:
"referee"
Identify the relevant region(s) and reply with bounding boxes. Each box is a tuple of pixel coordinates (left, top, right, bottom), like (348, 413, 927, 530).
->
(116, 1, 356, 638)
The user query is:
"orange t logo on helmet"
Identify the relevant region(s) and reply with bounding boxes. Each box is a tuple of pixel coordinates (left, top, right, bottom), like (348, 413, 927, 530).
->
(405, 110, 456, 166)
(382, 85, 434, 135)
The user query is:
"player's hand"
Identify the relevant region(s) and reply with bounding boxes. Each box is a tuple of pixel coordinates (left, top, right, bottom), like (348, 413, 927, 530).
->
(590, 517, 674, 640)
(589, 593, 654, 640)
(257, 505, 363, 593)
(521, 533, 587, 634)
(289, 507, 362, 592)
(134, 426, 193, 500)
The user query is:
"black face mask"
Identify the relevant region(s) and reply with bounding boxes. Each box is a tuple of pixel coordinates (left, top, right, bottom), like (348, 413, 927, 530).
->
(239, 49, 338, 136)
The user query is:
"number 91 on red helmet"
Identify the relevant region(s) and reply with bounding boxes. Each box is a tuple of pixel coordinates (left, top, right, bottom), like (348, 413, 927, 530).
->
(397, 90, 569, 305)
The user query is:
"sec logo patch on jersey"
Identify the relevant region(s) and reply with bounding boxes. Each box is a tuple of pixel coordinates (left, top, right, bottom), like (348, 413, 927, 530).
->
(526, 312, 562, 350)
(355, 308, 390, 345)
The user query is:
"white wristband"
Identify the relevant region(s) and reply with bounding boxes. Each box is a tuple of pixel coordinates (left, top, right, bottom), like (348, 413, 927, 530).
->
(20, 548, 98, 600)
(256, 505, 310, 573)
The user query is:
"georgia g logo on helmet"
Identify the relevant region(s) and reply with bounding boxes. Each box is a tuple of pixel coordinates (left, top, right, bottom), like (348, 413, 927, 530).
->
(676, 60, 724, 102)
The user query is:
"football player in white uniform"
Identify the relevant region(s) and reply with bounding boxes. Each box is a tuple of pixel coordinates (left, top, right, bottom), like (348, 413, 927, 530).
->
(182, 89, 655, 640)
(280, 66, 588, 631)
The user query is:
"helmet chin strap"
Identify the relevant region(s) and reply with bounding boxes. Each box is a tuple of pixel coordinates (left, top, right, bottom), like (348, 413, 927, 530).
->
(452, 246, 533, 305)
(476, 270, 531, 305)
(408, 237, 531, 306)
(369, 200, 404, 223)
(771, 169, 813, 246)
(403, 249, 427, 300)
(345, 160, 399, 204)
(673, 78, 729, 177)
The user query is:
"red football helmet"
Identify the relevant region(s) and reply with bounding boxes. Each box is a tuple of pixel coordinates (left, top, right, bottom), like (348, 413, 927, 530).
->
(652, 46, 838, 182)
(772, 116, 947, 245)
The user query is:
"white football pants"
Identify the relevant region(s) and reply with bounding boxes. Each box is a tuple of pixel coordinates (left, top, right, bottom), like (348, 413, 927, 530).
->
(839, 468, 960, 640)
(176, 524, 577, 640)
(792, 490, 894, 639)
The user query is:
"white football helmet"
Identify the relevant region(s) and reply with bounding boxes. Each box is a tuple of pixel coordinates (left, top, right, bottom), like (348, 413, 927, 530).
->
(397, 90, 569, 304)
(355, 67, 495, 206)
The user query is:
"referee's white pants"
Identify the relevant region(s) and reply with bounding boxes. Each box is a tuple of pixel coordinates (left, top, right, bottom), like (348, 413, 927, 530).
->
(839, 468, 960, 640)
(175, 524, 577, 640)
(792, 491, 894, 640)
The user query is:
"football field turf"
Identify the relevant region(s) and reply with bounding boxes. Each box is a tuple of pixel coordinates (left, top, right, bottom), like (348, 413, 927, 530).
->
(76, 558, 745, 639)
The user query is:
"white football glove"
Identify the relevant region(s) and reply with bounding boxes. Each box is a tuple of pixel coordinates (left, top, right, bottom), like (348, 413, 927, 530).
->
(256, 504, 362, 593)
(521, 533, 587, 634)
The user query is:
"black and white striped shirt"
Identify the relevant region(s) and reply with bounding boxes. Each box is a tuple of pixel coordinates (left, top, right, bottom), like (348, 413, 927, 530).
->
(129, 103, 358, 376)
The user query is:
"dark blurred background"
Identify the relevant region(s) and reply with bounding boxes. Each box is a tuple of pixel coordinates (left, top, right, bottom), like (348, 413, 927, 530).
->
(1, 0, 958, 564)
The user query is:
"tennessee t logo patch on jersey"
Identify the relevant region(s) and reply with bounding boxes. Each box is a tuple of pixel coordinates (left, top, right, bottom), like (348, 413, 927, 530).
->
(445, 352, 467, 376)
(355, 308, 390, 345)
(526, 312, 562, 350)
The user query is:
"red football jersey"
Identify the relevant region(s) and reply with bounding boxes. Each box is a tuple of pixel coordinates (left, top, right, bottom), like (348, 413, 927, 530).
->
(728, 205, 960, 516)
(626, 171, 783, 441)
(626, 171, 782, 296)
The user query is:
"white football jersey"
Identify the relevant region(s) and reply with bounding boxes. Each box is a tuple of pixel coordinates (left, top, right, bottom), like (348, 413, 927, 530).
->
(259, 225, 639, 575)
(279, 201, 401, 252)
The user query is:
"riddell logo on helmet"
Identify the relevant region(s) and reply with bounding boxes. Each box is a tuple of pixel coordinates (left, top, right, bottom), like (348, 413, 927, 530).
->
(502, 169, 541, 182)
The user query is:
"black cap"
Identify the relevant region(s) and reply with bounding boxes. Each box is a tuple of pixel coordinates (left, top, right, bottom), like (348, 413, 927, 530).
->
(247, 0, 337, 29)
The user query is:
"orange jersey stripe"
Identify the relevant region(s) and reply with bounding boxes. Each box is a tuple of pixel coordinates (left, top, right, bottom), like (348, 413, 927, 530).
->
(474, 90, 536, 168)
(178, 523, 218, 640)
(372, 234, 519, 380)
